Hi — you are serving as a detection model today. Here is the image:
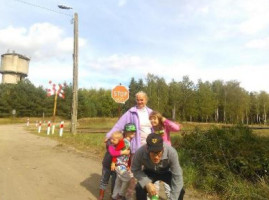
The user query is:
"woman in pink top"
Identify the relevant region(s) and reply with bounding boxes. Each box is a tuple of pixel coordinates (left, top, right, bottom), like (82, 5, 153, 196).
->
(149, 111, 181, 145)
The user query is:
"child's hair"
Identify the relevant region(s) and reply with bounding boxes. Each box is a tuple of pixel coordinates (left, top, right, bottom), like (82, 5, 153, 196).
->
(111, 131, 123, 139)
(149, 111, 164, 128)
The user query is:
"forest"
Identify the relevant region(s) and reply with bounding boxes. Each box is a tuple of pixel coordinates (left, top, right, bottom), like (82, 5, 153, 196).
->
(1, 73, 269, 125)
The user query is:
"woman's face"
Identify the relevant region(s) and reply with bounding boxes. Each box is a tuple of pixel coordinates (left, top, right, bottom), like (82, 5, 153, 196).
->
(136, 94, 147, 109)
(149, 116, 159, 127)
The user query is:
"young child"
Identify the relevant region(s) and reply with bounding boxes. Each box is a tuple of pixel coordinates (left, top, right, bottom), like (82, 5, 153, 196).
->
(149, 111, 181, 199)
(111, 123, 136, 200)
(149, 111, 181, 145)
(98, 131, 130, 200)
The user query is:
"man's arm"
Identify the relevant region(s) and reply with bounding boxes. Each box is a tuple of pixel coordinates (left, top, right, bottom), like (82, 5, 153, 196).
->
(168, 147, 184, 200)
(131, 146, 152, 188)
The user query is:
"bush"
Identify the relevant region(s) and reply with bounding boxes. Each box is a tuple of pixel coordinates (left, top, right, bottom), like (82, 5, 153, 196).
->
(173, 125, 269, 199)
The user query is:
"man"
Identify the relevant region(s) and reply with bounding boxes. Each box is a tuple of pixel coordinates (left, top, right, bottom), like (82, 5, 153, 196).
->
(131, 133, 185, 200)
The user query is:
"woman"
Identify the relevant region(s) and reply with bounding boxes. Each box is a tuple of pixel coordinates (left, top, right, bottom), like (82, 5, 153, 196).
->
(106, 91, 153, 154)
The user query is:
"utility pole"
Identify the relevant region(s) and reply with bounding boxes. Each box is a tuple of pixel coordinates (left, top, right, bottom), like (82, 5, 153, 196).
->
(57, 5, 78, 134)
(71, 12, 78, 134)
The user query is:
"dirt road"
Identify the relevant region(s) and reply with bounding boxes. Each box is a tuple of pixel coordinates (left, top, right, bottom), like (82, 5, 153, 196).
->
(0, 124, 102, 200)
(0, 124, 207, 200)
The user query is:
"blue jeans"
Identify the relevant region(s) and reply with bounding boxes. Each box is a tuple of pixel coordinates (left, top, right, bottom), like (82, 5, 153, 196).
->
(99, 166, 116, 193)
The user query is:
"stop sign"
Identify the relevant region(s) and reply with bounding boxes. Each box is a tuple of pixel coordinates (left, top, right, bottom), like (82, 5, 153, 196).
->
(111, 85, 129, 103)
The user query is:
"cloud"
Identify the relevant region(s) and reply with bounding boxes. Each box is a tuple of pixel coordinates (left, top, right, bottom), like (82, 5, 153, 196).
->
(245, 37, 269, 49)
(0, 23, 86, 61)
(52, 53, 269, 93)
(118, 0, 127, 7)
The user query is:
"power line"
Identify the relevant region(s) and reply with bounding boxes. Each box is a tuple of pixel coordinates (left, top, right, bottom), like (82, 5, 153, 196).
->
(13, 0, 73, 17)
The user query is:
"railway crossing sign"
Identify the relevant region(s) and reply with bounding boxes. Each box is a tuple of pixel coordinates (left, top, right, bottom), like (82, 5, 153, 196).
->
(111, 85, 129, 103)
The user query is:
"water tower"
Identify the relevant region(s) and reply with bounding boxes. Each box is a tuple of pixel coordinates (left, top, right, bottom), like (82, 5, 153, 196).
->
(0, 51, 30, 84)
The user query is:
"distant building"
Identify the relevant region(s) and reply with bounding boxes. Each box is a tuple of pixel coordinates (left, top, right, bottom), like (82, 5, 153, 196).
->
(0, 51, 30, 84)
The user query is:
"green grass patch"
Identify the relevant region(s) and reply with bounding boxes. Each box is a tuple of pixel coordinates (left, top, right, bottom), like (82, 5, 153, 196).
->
(22, 118, 269, 199)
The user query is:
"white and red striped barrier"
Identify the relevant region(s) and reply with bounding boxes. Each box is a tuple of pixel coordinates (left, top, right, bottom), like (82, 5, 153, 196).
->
(38, 121, 42, 133)
(59, 121, 64, 137)
(47, 121, 51, 135)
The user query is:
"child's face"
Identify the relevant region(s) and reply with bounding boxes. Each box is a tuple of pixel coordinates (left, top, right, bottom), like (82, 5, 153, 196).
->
(110, 135, 121, 145)
(149, 116, 159, 127)
(126, 132, 135, 140)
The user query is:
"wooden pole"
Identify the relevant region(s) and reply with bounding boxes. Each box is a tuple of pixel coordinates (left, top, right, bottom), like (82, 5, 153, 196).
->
(52, 92, 58, 123)
(52, 92, 58, 134)
(71, 12, 79, 134)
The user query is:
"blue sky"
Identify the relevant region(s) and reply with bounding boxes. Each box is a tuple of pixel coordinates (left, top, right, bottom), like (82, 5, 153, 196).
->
(1, 0, 269, 92)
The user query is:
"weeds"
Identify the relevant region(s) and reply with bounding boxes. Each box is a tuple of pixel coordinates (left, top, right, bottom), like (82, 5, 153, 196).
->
(175, 125, 269, 199)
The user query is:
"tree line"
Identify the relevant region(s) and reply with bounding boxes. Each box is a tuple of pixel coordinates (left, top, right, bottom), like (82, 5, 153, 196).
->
(0, 74, 269, 124)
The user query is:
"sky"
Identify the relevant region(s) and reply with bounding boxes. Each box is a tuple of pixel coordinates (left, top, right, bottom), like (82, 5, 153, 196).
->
(0, 0, 269, 92)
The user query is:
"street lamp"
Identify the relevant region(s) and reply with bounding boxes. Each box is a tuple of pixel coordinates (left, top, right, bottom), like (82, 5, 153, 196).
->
(58, 5, 78, 134)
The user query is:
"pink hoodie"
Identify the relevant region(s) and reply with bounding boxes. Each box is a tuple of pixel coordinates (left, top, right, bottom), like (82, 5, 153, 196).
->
(162, 119, 181, 145)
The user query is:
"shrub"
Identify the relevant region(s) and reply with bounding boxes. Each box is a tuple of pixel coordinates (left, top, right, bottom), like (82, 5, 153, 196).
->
(173, 125, 269, 199)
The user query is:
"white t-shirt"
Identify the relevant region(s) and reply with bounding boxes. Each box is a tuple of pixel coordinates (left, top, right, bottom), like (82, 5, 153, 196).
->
(137, 107, 152, 145)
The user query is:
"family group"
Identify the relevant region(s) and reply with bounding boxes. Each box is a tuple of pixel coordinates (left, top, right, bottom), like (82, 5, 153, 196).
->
(98, 91, 185, 200)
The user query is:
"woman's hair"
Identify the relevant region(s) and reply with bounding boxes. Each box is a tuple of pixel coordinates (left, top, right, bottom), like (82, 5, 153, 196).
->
(111, 131, 123, 139)
(135, 91, 148, 101)
(149, 111, 164, 128)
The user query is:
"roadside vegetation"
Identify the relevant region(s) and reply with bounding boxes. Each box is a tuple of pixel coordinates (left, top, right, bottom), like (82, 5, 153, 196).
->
(2, 74, 269, 126)
(2, 72, 269, 199)
(20, 117, 269, 200)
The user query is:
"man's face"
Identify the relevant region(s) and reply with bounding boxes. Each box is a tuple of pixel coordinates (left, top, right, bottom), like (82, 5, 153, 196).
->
(136, 94, 147, 109)
(149, 151, 163, 164)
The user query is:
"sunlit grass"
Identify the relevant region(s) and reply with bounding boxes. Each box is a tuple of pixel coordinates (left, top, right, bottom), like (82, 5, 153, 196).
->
(4, 117, 269, 200)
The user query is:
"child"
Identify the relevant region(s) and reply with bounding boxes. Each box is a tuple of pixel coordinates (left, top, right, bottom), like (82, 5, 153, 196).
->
(149, 111, 180, 145)
(149, 111, 181, 199)
(111, 123, 136, 200)
(98, 131, 130, 200)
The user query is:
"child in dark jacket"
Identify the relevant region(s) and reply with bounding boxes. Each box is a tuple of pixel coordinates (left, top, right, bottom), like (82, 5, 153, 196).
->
(98, 131, 130, 200)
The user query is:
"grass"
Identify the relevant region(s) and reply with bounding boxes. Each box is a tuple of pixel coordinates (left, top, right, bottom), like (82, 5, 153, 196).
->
(4, 117, 269, 200)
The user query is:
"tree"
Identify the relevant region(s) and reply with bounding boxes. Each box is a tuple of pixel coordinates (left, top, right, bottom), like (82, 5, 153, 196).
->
(257, 91, 269, 124)
(196, 80, 217, 122)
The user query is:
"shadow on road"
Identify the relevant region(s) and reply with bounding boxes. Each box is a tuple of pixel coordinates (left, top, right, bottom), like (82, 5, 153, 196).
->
(81, 173, 101, 199)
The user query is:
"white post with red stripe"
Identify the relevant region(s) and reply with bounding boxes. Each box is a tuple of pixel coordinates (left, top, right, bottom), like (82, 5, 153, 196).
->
(38, 121, 42, 133)
(59, 121, 64, 137)
(26, 118, 29, 126)
(47, 121, 51, 135)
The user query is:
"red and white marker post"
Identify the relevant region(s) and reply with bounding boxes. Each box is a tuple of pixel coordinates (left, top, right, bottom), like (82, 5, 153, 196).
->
(38, 121, 42, 133)
(59, 121, 64, 137)
(47, 121, 51, 135)
(47, 81, 65, 135)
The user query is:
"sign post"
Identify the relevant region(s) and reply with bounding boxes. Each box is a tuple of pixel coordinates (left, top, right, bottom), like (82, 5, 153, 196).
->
(111, 85, 129, 117)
